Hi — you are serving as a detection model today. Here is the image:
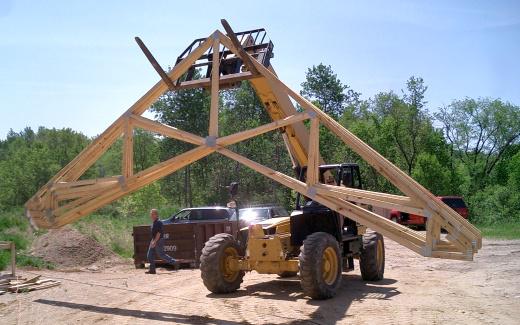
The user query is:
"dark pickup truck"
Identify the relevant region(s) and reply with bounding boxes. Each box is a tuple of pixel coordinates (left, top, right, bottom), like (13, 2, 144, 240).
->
(388, 196, 469, 227)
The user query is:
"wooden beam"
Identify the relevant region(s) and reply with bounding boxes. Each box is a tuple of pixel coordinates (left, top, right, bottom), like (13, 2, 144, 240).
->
(171, 71, 257, 90)
(10, 242, 15, 276)
(313, 184, 424, 216)
(313, 183, 419, 208)
(53, 181, 119, 201)
(216, 112, 310, 146)
(306, 118, 319, 186)
(220, 19, 258, 75)
(135, 36, 176, 91)
(51, 176, 120, 189)
(122, 118, 134, 179)
(130, 114, 205, 145)
(209, 37, 220, 137)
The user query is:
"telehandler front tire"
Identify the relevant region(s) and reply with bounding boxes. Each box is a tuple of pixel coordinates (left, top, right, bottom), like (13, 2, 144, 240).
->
(359, 232, 385, 281)
(200, 233, 245, 294)
(299, 232, 342, 299)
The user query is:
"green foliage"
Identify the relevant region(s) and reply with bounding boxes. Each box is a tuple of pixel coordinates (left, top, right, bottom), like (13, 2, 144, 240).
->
(467, 185, 520, 225)
(17, 254, 55, 269)
(478, 222, 520, 239)
(0, 128, 90, 208)
(0, 208, 52, 270)
(151, 81, 294, 209)
(116, 183, 168, 218)
(507, 150, 520, 190)
(436, 98, 520, 191)
(301, 63, 359, 119)
(412, 153, 451, 195)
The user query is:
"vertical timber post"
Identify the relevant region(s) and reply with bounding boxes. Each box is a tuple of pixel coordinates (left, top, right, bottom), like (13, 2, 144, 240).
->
(122, 118, 134, 179)
(11, 242, 16, 277)
(306, 117, 320, 186)
(209, 37, 220, 137)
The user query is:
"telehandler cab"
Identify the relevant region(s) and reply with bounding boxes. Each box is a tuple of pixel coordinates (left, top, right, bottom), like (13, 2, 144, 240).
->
(200, 163, 385, 299)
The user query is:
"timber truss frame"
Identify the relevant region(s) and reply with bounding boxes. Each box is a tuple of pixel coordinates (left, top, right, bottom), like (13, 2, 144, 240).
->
(25, 20, 481, 261)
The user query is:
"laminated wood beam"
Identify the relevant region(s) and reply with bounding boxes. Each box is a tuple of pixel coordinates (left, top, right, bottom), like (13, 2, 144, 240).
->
(52, 181, 119, 201)
(134, 36, 176, 91)
(315, 185, 424, 217)
(220, 19, 258, 75)
(313, 183, 419, 208)
(306, 118, 319, 186)
(209, 38, 220, 137)
(172, 71, 257, 90)
(53, 194, 97, 217)
(51, 176, 120, 189)
(216, 112, 310, 146)
(130, 114, 205, 145)
(122, 118, 134, 179)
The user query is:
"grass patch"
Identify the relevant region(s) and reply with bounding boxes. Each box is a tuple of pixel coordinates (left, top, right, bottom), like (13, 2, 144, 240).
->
(478, 222, 520, 240)
(0, 208, 54, 270)
(17, 254, 55, 269)
(0, 251, 54, 270)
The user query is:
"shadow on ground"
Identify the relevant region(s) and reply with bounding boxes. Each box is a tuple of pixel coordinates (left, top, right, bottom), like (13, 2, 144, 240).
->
(34, 299, 247, 325)
(208, 274, 400, 324)
(34, 274, 399, 325)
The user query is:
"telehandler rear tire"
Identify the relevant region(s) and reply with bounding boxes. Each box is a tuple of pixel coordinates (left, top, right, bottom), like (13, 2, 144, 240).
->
(299, 232, 342, 299)
(200, 233, 245, 294)
(359, 232, 385, 281)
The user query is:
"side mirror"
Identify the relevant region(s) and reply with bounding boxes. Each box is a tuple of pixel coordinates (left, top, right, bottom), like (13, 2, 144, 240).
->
(228, 182, 239, 196)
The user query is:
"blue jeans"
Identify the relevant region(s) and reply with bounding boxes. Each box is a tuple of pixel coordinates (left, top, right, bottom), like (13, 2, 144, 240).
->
(147, 238, 176, 271)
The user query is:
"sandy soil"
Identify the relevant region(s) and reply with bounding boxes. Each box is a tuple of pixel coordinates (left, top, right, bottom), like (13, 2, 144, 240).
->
(1, 237, 519, 325)
(30, 227, 121, 270)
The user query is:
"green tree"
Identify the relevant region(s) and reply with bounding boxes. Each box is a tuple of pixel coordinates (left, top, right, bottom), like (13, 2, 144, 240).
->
(436, 98, 520, 191)
(372, 77, 433, 175)
(301, 63, 359, 119)
(412, 153, 451, 195)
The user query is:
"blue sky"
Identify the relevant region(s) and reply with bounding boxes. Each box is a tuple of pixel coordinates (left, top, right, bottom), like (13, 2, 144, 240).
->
(0, 0, 519, 139)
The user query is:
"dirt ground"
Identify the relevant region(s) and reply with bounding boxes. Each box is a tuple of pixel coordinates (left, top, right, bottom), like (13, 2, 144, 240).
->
(1, 237, 519, 325)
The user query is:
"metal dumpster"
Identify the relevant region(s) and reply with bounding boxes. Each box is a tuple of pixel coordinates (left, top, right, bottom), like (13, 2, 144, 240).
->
(132, 221, 238, 268)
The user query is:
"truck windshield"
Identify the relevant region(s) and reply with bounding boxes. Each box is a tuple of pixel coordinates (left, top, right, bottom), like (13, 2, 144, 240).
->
(189, 209, 231, 221)
(441, 198, 467, 209)
(239, 208, 270, 222)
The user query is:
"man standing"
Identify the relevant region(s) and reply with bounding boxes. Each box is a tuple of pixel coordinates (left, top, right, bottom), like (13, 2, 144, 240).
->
(146, 209, 178, 274)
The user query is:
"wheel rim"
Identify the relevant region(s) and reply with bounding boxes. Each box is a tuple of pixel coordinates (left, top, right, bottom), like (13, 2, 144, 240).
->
(376, 239, 384, 271)
(322, 246, 339, 285)
(221, 246, 239, 283)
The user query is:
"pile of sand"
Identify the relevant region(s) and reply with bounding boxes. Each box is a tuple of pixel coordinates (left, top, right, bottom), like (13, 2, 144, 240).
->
(30, 226, 121, 269)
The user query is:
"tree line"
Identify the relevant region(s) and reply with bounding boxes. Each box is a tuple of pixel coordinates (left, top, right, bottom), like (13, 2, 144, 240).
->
(0, 64, 519, 225)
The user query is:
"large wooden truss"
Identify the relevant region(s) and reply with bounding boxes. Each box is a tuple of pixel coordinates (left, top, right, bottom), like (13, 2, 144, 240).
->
(25, 21, 481, 261)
